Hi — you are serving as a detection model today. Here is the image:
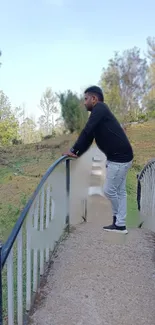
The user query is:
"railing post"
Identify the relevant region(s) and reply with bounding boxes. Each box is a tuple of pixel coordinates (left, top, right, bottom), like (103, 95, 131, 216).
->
(66, 159, 70, 232)
(0, 243, 3, 325)
(137, 176, 141, 212)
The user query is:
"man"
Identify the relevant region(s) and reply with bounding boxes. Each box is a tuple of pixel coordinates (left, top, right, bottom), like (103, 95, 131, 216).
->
(63, 86, 133, 234)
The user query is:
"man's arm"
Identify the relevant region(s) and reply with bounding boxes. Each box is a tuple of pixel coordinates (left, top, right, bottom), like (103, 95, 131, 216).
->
(70, 103, 105, 156)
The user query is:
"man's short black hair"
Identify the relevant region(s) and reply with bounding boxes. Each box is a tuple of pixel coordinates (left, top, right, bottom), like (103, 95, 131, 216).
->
(84, 86, 104, 102)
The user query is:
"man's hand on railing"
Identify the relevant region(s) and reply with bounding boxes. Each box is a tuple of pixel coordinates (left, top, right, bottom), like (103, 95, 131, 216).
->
(62, 151, 78, 158)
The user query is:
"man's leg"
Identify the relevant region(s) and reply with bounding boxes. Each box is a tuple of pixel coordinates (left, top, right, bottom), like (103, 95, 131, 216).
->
(103, 160, 132, 233)
(116, 177, 127, 227)
(103, 161, 119, 220)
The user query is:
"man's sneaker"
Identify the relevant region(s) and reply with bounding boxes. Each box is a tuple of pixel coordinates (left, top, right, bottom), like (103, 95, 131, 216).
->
(103, 224, 128, 234)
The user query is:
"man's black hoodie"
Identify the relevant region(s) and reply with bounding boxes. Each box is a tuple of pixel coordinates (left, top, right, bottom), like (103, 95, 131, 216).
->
(70, 102, 133, 163)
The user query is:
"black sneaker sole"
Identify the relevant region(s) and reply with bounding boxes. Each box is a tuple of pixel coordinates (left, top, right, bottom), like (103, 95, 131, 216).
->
(103, 228, 128, 234)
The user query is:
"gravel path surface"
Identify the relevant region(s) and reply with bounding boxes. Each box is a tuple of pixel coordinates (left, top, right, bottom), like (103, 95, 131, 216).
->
(30, 195, 155, 325)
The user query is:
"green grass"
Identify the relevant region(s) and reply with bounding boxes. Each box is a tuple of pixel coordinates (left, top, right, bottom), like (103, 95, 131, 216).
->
(126, 167, 140, 227)
(125, 121, 155, 227)
(0, 167, 13, 184)
(0, 193, 28, 242)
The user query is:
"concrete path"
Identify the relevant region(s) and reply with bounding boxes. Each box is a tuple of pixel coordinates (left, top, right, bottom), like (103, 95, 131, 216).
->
(30, 150, 155, 325)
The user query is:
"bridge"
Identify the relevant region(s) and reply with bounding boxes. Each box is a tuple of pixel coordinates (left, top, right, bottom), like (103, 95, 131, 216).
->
(0, 146, 155, 324)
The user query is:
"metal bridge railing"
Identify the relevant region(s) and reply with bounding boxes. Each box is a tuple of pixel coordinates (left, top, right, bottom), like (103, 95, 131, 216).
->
(137, 159, 155, 231)
(0, 155, 88, 325)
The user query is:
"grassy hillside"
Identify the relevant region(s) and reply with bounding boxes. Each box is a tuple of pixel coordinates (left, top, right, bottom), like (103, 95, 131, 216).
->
(0, 120, 154, 241)
(0, 134, 77, 241)
(126, 120, 155, 227)
(127, 120, 155, 168)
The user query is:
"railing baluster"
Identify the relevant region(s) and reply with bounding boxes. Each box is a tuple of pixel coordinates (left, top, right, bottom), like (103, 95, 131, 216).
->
(66, 159, 70, 232)
(7, 248, 14, 325)
(33, 199, 39, 293)
(17, 229, 23, 325)
(26, 213, 32, 311)
(46, 184, 50, 262)
(51, 197, 55, 220)
(40, 188, 44, 275)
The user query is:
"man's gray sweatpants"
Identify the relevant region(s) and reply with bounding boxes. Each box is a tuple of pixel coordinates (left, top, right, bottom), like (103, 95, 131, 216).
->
(103, 160, 132, 227)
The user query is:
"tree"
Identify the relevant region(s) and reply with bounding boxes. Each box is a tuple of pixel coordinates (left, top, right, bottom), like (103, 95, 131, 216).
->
(78, 97, 88, 131)
(0, 90, 19, 145)
(54, 117, 66, 135)
(0, 118, 18, 146)
(144, 37, 155, 112)
(39, 88, 58, 135)
(100, 63, 121, 116)
(38, 115, 47, 138)
(147, 37, 155, 61)
(0, 50, 2, 68)
(59, 90, 88, 133)
(14, 105, 25, 122)
(100, 47, 148, 122)
(20, 117, 38, 144)
(0, 90, 12, 120)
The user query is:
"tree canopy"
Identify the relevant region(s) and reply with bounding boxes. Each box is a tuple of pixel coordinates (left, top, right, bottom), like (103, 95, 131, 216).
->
(100, 47, 148, 122)
(59, 90, 88, 133)
(39, 88, 58, 136)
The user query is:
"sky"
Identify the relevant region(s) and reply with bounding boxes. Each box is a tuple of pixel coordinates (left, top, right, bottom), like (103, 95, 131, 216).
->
(0, 0, 155, 121)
